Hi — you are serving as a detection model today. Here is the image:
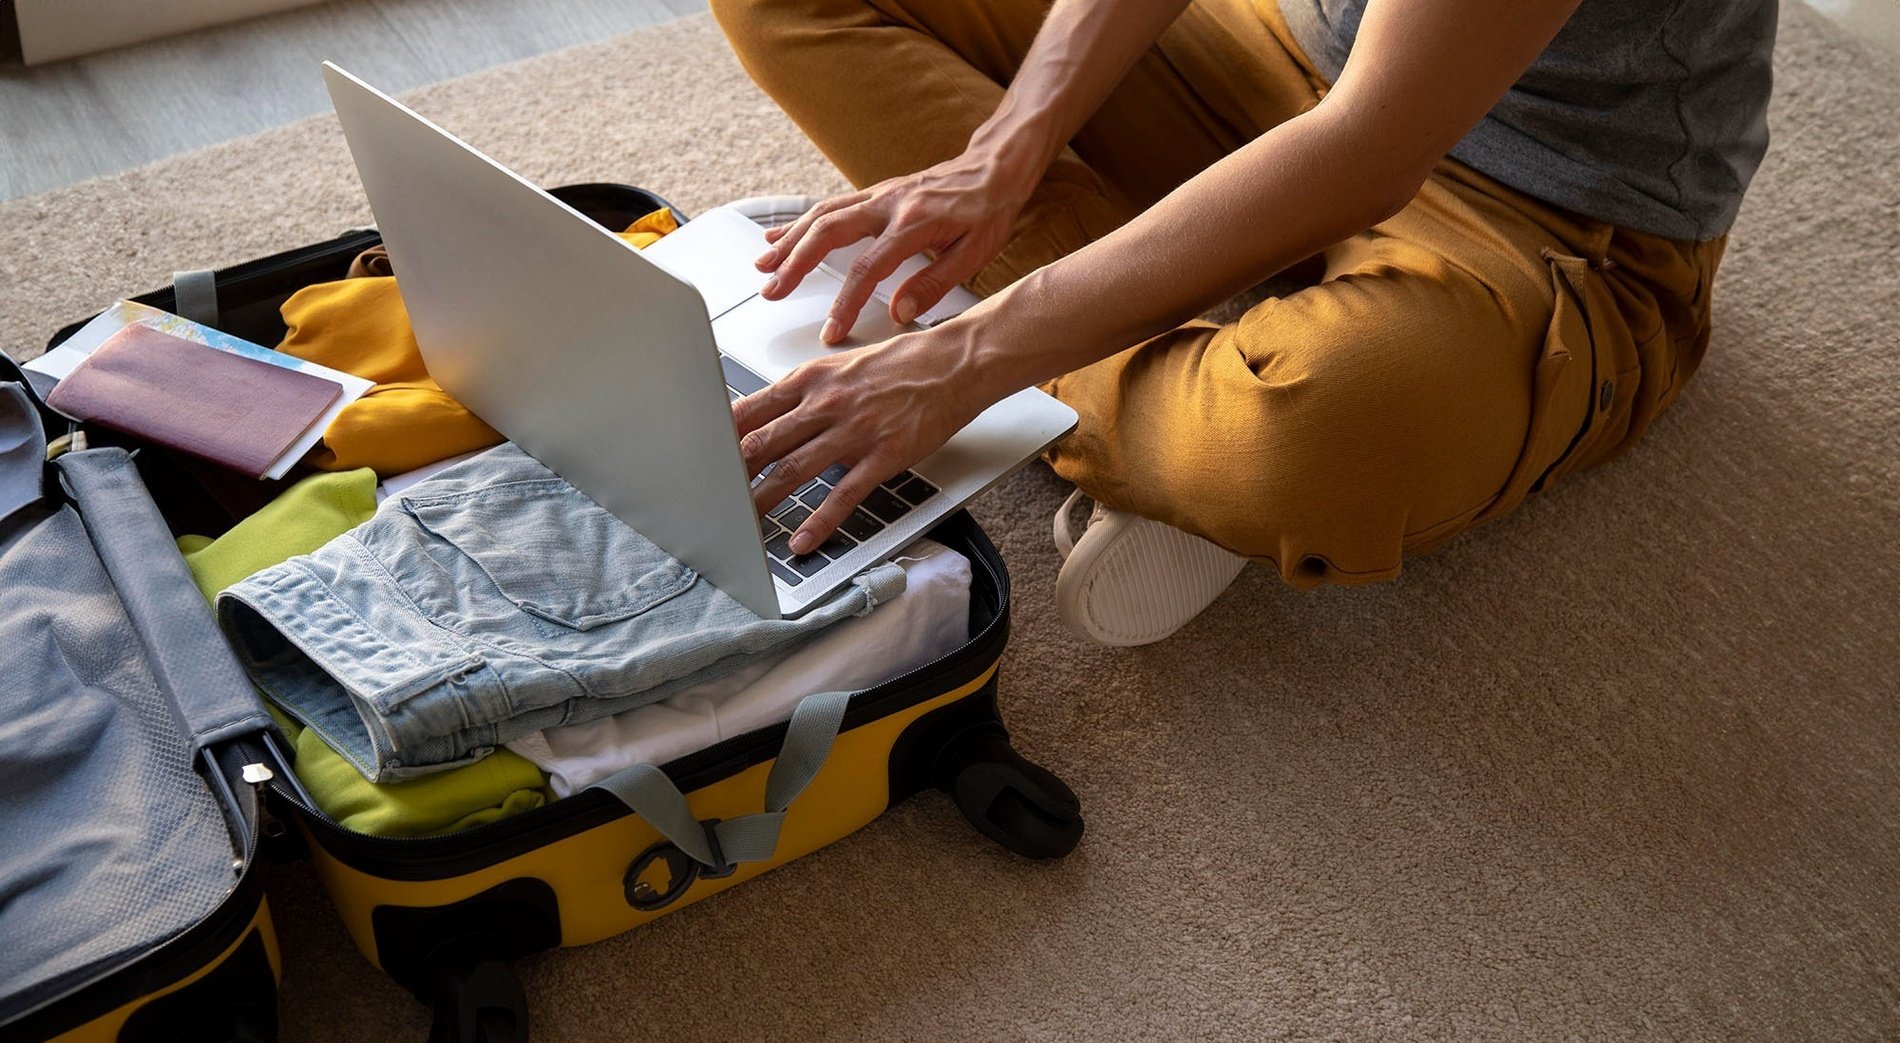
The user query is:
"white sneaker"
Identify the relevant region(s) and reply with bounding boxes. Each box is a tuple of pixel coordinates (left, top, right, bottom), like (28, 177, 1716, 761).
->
(1052, 490, 1246, 647)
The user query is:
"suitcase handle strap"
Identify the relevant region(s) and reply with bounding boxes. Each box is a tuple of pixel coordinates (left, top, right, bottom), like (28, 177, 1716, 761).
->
(172, 269, 220, 328)
(589, 688, 852, 870)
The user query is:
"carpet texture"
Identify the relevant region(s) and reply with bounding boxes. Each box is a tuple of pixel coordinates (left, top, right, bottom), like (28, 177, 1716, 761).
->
(4, 8, 1896, 1040)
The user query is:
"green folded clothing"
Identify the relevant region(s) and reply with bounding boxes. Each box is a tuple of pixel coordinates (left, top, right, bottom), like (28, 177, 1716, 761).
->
(290, 727, 550, 836)
(176, 465, 379, 599)
(178, 467, 554, 836)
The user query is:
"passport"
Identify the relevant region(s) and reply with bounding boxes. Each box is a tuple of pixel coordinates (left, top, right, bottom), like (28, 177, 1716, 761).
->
(46, 324, 343, 479)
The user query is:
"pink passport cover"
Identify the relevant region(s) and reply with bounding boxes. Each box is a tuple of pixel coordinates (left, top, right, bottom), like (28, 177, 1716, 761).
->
(46, 324, 342, 479)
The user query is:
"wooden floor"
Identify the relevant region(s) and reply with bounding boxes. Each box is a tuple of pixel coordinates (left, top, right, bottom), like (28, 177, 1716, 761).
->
(0, 0, 704, 201)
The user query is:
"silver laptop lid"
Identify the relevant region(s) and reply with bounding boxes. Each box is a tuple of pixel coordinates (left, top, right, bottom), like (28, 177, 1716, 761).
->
(321, 62, 783, 618)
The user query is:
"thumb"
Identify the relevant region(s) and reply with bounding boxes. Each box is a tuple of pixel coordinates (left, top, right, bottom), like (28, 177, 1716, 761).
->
(890, 241, 982, 326)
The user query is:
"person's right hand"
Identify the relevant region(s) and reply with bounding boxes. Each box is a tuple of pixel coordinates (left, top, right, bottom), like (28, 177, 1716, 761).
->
(754, 146, 1040, 344)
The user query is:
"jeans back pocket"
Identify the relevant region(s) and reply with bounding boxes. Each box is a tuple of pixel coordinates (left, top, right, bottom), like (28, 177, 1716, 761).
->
(404, 480, 697, 631)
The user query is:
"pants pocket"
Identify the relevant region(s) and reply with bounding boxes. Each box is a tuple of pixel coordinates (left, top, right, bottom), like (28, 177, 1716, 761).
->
(403, 480, 697, 631)
(1476, 250, 1642, 523)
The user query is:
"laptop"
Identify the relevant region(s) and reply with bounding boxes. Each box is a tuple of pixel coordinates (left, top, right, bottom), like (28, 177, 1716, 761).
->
(321, 63, 1076, 619)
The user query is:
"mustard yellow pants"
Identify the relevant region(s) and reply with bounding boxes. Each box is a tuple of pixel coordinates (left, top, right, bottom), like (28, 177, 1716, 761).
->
(713, 0, 1725, 588)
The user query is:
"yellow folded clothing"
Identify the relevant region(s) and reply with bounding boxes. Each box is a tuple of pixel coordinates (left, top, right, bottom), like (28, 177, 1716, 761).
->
(276, 208, 681, 476)
(178, 467, 555, 836)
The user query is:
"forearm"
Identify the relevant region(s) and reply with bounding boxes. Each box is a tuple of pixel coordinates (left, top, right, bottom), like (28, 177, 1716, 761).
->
(969, 0, 1193, 191)
(947, 0, 1585, 401)
(949, 104, 1414, 399)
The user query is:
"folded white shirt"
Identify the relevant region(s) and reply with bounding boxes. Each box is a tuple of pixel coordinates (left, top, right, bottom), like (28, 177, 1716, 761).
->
(375, 450, 485, 504)
(507, 537, 972, 797)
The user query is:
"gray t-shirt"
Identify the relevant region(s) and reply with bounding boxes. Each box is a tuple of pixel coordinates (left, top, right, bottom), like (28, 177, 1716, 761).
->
(1279, 0, 1777, 241)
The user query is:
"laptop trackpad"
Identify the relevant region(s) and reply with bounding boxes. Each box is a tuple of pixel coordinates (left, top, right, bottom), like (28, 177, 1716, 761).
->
(712, 266, 906, 380)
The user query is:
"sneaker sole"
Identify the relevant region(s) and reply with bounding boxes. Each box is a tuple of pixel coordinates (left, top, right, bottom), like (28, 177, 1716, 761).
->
(1055, 509, 1245, 647)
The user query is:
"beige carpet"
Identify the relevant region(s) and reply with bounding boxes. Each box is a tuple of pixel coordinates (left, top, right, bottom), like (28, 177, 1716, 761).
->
(5, 8, 1897, 1040)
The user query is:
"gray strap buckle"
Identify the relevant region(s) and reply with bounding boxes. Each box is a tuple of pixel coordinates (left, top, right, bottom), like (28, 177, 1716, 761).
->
(591, 688, 852, 906)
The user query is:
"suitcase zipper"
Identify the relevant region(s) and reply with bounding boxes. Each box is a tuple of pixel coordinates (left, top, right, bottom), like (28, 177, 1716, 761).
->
(42, 229, 387, 355)
(268, 518, 1011, 875)
(205, 229, 383, 286)
(46, 182, 668, 354)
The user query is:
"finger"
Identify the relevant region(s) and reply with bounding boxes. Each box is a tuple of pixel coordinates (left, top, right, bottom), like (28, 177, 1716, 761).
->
(750, 431, 858, 518)
(764, 206, 883, 302)
(756, 200, 841, 271)
(737, 405, 828, 489)
(730, 376, 803, 443)
(789, 457, 896, 555)
(822, 225, 935, 344)
(889, 238, 985, 326)
(756, 193, 865, 274)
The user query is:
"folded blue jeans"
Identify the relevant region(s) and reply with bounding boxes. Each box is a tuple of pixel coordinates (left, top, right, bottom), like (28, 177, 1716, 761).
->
(218, 444, 905, 782)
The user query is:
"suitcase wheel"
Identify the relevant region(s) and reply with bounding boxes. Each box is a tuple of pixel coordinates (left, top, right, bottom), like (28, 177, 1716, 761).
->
(425, 951, 529, 1043)
(937, 726, 1083, 859)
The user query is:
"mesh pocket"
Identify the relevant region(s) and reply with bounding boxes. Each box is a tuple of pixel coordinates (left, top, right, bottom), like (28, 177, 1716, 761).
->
(0, 508, 235, 1016)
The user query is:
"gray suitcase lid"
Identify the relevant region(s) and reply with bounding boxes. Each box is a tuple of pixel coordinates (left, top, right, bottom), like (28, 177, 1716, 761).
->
(0, 380, 273, 1025)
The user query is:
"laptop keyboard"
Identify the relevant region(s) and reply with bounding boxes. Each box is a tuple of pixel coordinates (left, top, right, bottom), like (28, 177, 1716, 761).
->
(722, 353, 938, 586)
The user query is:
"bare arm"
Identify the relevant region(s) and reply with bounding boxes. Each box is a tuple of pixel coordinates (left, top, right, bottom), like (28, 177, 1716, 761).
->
(971, 0, 1195, 183)
(741, 0, 1584, 555)
(953, 0, 1585, 397)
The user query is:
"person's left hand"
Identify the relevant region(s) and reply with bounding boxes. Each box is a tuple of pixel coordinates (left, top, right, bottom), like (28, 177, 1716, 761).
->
(733, 327, 995, 555)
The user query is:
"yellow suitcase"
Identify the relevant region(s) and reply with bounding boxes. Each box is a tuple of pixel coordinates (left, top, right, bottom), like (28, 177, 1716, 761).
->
(3, 184, 1081, 1043)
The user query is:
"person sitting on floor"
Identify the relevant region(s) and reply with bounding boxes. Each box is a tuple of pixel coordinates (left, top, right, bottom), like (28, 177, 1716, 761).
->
(708, 0, 1777, 645)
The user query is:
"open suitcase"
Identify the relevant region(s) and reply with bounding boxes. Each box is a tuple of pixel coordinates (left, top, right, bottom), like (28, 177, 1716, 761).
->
(0, 184, 1084, 1043)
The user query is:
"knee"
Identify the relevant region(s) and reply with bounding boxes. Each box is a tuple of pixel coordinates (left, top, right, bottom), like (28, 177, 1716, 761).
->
(1048, 328, 1388, 570)
(1052, 316, 1534, 585)
(1177, 343, 1525, 581)
(1161, 406, 1398, 585)
(1161, 411, 1367, 574)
